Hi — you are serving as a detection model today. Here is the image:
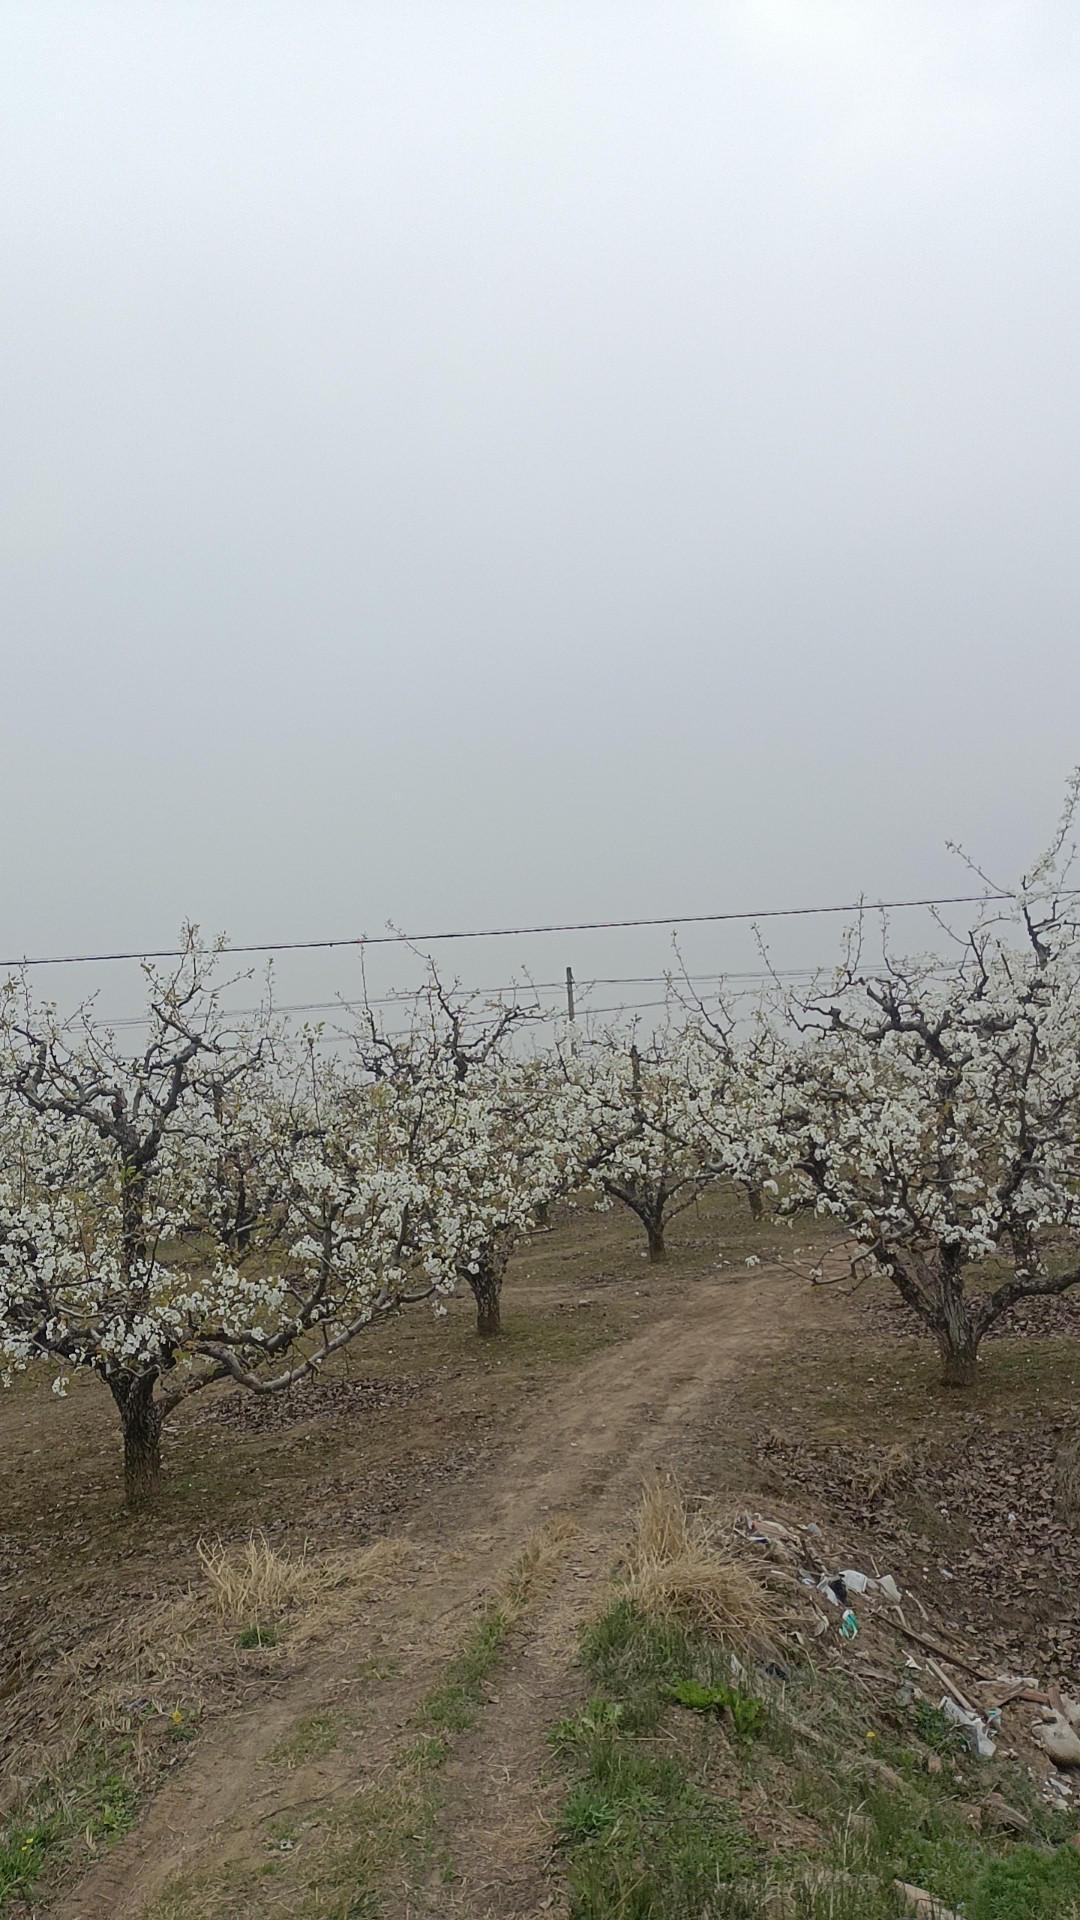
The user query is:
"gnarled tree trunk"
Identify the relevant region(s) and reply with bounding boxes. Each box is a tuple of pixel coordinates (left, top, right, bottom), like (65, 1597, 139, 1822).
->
(892, 1246, 982, 1387)
(106, 1369, 165, 1505)
(936, 1323, 980, 1388)
(645, 1219, 666, 1263)
(466, 1259, 505, 1336)
(931, 1248, 981, 1386)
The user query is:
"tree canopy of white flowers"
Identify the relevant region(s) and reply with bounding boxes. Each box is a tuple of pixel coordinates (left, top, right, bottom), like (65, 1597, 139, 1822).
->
(0, 936, 439, 1503)
(560, 1020, 720, 1262)
(345, 975, 591, 1335)
(747, 779, 1080, 1385)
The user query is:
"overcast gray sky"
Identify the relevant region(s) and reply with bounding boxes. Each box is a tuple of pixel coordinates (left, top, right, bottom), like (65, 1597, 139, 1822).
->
(2, 2, 1079, 1019)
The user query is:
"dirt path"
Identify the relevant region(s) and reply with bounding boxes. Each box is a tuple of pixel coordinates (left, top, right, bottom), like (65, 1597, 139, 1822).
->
(54, 1265, 827, 1920)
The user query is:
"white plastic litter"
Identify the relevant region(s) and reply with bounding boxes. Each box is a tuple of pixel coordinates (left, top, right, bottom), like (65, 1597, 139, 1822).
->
(820, 1568, 903, 1603)
(743, 1515, 795, 1545)
(894, 1880, 961, 1920)
(940, 1696, 996, 1758)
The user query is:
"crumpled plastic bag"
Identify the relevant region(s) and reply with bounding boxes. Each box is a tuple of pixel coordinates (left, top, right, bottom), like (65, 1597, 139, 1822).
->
(836, 1568, 903, 1602)
(940, 1696, 996, 1758)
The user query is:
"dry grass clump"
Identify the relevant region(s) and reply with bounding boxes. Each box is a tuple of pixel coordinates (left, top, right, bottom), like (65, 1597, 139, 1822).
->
(288, 1536, 414, 1649)
(860, 1441, 913, 1504)
(194, 1529, 414, 1645)
(504, 1517, 580, 1612)
(624, 1476, 782, 1647)
(196, 1530, 316, 1622)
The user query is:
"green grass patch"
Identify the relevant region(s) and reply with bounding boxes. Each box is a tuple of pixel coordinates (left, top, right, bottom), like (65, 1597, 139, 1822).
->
(551, 1598, 1080, 1920)
(0, 1761, 138, 1915)
(552, 1601, 757, 1918)
(407, 1606, 511, 1765)
(878, 1795, 1080, 1920)
(0, 1824, 53, 1903)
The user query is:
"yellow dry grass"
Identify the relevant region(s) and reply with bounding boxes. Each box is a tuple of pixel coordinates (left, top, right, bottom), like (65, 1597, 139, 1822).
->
(860, 1441, 913, 1503)
(195, 1528, 313, 1620)
(197, 1530, 315, 1620)
(1, 1532, 415, 1819)
(624, 1476, 783, 1647)
(504, 1516, 580, 1612)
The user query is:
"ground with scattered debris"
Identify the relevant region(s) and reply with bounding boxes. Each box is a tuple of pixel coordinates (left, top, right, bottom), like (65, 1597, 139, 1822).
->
(2, 1191, 1079, 1918)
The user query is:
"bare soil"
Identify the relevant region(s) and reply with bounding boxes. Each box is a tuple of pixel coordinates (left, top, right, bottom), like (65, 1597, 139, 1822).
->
(48, 1259, 827, 1919)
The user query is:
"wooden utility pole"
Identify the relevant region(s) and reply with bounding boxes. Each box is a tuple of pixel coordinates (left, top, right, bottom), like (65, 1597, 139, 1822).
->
(565, 966, 576, 1024)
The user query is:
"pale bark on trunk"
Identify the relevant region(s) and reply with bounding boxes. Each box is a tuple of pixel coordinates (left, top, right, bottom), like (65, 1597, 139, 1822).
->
(932, 1252, 981, 1387)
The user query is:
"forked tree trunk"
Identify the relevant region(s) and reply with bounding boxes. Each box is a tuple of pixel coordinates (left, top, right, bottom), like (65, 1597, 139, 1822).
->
(604, 1182, 668, 1264)
(106, 1369, 165, 1505)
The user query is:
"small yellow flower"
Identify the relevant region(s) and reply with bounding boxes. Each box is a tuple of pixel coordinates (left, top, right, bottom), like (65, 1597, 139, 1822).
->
(171, 1710, 183, 1724)
(865, 1729, 876, 1740)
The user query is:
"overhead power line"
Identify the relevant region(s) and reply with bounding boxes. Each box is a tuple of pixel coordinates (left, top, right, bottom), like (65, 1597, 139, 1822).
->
(100, 968, 822, 1031)
(0, 892, 1018, 972)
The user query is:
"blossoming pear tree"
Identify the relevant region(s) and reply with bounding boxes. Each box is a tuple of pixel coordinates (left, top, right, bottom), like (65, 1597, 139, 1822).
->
(0, 935, 440, 1504)
(346, 975, 590, 1334)
(751, 779, 1080, 1385)
(563, 1017, 717, 1262)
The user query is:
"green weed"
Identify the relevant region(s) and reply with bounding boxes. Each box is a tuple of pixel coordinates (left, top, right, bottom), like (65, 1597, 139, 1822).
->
(912, 1698, 962, 1752)
(237, 1620, 278, 1648)
(0, 1825, 53, 1902)
(667, 1677, 765, 1738)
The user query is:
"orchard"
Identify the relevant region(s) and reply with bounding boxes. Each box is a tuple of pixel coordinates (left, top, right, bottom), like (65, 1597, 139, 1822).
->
(4, 783, 1080, 1503)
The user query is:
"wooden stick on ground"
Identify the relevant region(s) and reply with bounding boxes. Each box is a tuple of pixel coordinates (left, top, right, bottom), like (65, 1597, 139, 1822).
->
(926, 1656, 975, 1716)
(887, 1612, 993, 1682)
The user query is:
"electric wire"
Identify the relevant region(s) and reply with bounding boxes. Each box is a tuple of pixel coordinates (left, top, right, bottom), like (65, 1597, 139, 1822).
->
(97, 969, 816, 1032)
(0, 890, 1021, 972)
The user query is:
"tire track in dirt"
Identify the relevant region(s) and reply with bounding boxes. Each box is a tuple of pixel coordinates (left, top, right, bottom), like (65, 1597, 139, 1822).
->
(53, 1266, 826, 1920)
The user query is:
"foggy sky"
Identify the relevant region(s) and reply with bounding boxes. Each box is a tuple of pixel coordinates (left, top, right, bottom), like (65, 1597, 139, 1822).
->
(2, 2, 1080, 1021)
